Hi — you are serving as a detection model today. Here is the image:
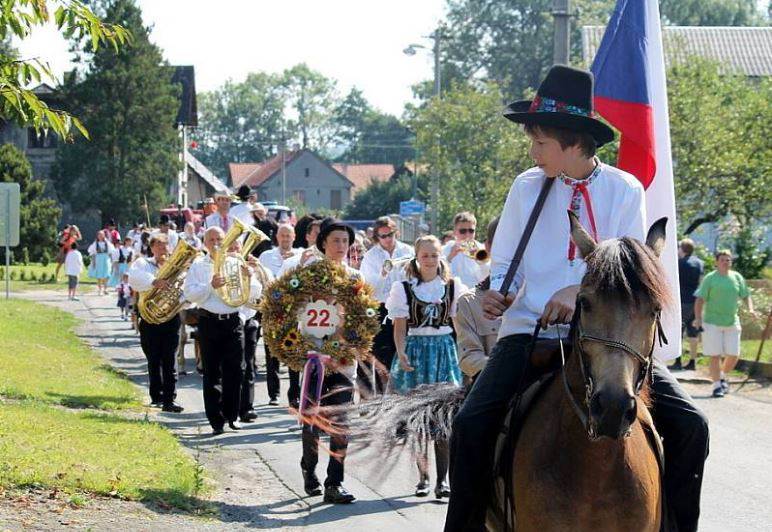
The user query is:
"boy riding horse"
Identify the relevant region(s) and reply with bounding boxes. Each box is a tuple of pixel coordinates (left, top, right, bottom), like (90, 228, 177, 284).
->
(445, 66, 709, 532)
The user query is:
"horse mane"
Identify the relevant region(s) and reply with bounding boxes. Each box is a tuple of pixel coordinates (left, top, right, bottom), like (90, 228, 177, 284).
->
(583, 237, 673, 310)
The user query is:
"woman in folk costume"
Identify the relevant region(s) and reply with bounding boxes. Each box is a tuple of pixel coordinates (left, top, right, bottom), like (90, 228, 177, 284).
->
(386, 234, 467, 498)
(88, 230, 114, 295)
(109, 236, 135, 287)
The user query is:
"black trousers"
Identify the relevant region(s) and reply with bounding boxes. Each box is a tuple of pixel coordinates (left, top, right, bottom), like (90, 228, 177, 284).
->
(261, 325, 281, 400)
(240, 317, 258, 416)
(301, 369, 353, 487)
(288, 369, 300, 405)
(445, 334, 709, 532)
(359, 303, 396, 395)
(138, 315, 180, 405)
(198, 314, 244, 429)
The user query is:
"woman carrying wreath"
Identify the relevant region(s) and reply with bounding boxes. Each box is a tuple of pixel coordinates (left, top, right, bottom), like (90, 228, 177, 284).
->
(386, 234, 467, 498)
(295, 217, 360, 505)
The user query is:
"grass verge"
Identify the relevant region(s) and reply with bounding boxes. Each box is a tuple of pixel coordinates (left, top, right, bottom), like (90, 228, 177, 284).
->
(0, 299, 138, 409)
(0, 263, 96, 292)
(0, 299, 209, 511)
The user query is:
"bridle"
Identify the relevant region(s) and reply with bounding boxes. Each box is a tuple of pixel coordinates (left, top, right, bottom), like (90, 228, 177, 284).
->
(558, 304, 668, 439)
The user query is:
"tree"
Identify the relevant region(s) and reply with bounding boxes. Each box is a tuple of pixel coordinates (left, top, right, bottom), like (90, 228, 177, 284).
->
(668, 59, 771, 236)
(0, 0, 130, 139)
(343, 173, 426, 220)
(335, 88, 414, 167)
(193, 72, 288, 179)
(0, 143, 61, 262)
(281, 63, 341, 154)
(411, 82, 533, 230)
(52, 0, 180, 225)
(660, 0, 766, 25)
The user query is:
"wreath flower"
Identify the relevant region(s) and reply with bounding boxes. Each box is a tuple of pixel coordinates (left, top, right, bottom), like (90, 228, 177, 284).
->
(259, 258, 380, 373)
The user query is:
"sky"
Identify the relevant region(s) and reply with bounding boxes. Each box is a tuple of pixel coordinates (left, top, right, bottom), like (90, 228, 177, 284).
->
(16, 0, 447, 117)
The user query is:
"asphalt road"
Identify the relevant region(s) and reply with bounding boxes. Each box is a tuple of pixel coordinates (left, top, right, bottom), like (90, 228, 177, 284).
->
(25, 291, 772, 531)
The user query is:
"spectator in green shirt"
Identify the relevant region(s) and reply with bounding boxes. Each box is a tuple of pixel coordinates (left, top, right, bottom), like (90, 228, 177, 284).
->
(693, 249, 757, 397)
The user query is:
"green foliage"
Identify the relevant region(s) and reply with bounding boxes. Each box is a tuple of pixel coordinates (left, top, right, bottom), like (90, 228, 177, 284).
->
(281, 63, 341, 154)
(343, 174, 426, 220)
(733, 227, 771, 280)
(193, 71, 287, 179)
(668, 59, 771, 235)
(52, 0, 179, 225)
(0, 143, 61, 263)
(660, 0, 766, 25)
(0, 0, 130, 139)
(411, 82, 532, 230)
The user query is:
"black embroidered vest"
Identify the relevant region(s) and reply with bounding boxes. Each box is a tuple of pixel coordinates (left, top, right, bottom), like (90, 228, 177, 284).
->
(402, 279, 455, 329)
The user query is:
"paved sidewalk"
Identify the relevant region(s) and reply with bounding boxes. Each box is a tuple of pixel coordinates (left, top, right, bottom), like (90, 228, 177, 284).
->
(16, 290, 449, 531)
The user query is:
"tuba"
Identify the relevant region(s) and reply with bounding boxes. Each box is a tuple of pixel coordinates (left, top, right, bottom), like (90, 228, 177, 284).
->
(138, 239, 200, 324)
(214, 218, 269, 307)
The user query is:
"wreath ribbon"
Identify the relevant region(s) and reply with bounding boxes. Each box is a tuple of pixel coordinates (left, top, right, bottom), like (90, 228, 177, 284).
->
(300, 351, 331, 416)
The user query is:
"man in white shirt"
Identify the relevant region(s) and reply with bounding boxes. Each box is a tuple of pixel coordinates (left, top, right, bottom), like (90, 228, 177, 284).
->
(205, 192, 238, 233)
(152, 215, 179, 253)
(127, 233, 184, 413)
(446, 66, 708, 532)
(359, 216, 414, 393)
(442, 211, 488, 288)
(278, 219, 322, 277)
(183, 226, 258, 435)
(230, 185, 257, 225)
(299, 218, 358, 505)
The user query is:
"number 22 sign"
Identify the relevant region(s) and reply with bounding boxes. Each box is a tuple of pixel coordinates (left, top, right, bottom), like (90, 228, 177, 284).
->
(298, 299, 341, 339)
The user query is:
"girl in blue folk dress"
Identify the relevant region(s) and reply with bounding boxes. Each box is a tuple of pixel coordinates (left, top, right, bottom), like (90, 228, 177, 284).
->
(386, 235, 467, 499)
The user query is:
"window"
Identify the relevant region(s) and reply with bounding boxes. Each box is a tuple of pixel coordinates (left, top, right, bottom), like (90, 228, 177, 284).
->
(27, 128, 57, 149)
(304, 168, 310, 178)
(330, 189, 342, 210)
(292, 190, 306, 205)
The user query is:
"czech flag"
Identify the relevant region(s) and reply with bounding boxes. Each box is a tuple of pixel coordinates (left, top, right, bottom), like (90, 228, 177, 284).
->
(591, 0, 681, 360)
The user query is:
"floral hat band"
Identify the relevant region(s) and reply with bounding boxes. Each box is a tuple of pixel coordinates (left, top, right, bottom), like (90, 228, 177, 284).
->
(528, 95, 595, 118)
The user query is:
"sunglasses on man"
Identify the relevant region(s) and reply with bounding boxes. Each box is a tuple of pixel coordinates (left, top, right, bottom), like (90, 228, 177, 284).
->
(458, 228, 476, 235)
(376, 230, 396, 240)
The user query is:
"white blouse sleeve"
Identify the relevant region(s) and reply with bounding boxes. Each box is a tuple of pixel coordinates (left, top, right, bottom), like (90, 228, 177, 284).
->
(87, 242, 96, 256)
(385, 280, 409, 320)
(450, 277, 469, 318)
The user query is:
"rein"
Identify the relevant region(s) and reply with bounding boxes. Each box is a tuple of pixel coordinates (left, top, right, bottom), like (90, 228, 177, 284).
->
(553, 309, 668, 439)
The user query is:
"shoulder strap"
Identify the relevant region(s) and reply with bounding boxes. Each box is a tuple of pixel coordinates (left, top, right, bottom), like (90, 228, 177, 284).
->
(498, 177, 555, 296)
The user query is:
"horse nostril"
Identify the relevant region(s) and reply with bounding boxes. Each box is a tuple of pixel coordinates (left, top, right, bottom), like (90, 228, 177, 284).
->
(624, 397, 637, 423)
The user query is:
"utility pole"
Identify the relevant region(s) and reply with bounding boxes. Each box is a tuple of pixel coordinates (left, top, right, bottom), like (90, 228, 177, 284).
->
(430, 26, 442, 235)
(553, 0, 571, 65)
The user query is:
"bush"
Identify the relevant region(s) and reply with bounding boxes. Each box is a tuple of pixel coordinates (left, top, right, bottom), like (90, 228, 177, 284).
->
(40, 250, 51, 267)
(21, 247, 30, 266)
(734, 227, 771, 280)
(10, 270, 18, 280)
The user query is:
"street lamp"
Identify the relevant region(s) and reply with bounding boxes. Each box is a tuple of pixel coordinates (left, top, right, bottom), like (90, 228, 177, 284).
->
(403, 27, 442, 234)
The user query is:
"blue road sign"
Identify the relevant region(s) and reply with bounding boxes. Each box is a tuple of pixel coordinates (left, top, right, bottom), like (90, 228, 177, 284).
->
(399, 200, 425, 217)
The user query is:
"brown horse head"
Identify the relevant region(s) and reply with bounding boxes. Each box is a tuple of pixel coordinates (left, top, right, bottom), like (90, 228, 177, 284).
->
(568, 212, 671, 440)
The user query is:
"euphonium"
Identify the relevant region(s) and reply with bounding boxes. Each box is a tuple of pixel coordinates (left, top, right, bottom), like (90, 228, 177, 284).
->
(138, 239, 200, 324)
(214, 218, 269, 307)
(383, 256, 413, 273)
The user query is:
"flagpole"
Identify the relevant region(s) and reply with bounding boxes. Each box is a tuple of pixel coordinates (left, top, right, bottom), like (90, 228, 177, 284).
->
(552, 0, 571, 64)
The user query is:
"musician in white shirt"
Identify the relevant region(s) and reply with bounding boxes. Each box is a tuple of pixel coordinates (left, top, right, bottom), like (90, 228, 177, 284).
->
(230, 185, 257, 224)
(441, 211, 488, 288)
(359, 216, 414, 393)
(259, 223, 302, 277)
(205, 192, 238, 232)
(128, 233, 184, 413)
(183, 226, 261, 435)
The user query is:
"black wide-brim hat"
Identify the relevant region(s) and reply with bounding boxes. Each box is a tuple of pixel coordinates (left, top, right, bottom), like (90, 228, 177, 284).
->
(235, 184, 252, 201)
(504, 65, 615, 147)
(316, 218, 355, 252)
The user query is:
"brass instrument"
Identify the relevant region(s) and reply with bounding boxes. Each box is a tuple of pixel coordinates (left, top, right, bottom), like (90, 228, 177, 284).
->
(246, 261, 274, 310)
(214, 218, 269, 307)
(138, 239, 200, 324)
(460, 241, 490, 263)
(383, 257, 413, 273)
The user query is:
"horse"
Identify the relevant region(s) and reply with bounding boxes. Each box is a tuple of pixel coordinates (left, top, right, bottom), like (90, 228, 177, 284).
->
(335, 213, 672, 531)
(509, 212, 670, 532)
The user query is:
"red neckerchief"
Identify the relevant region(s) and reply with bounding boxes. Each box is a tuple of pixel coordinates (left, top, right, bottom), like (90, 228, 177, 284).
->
(560, 160, 602, 264)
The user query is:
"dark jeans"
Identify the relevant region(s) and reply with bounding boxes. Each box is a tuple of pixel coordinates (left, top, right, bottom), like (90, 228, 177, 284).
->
(240, 317, 258, 416)
(138, 315, 180, 405)
(445, 334, 709, 532)
(301, 369, 353, 487)
(199, 314, 244, 429)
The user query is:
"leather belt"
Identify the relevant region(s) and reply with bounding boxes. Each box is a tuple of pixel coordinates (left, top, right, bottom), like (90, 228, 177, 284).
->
(199, 309, 239, 321)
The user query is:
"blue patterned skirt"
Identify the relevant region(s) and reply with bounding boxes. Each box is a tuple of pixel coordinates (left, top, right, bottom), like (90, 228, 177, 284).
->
(389, 333, 462, 394)
(108, 262, 128, 287)
(89, 252, 111, 280)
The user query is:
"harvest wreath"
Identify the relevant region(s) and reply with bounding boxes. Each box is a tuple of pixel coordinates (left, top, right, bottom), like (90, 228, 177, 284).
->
(259, 258, 381, 373)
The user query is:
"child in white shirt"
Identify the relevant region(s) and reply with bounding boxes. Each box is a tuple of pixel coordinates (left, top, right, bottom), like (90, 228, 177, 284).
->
(64, 242, 84, 301)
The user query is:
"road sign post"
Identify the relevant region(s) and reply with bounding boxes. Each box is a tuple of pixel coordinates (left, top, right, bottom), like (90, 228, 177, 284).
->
(0, 183, 21, 300)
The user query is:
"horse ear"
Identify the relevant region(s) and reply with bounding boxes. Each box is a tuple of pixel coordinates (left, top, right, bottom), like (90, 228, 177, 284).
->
(646, 217, 668, 257)
(568, 210, 596, 258)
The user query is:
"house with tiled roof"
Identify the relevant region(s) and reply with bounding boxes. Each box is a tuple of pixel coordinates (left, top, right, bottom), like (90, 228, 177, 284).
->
(331, 163, 395, 196)
(229, 149, 356, 210)
(582, 26, 772, 77)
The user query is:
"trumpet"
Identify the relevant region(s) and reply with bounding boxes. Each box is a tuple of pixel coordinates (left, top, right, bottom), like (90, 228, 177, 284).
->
(459, 241, 490, 263)
(383, 257, 413, 273)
